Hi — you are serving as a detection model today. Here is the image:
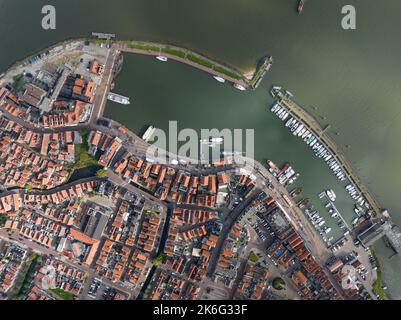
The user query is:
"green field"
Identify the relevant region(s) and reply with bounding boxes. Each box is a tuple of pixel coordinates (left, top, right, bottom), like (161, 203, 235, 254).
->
(272, 277, 286, 290)
(50, 288, 75, 300)
(161, 47, 186, 58)
(370, 247, 389, 300)
(73, 130, 98, 169)
(248, 251, 259, 263)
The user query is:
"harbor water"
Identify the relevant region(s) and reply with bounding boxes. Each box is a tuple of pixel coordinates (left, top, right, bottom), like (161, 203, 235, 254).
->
(1, 0, 401, 298)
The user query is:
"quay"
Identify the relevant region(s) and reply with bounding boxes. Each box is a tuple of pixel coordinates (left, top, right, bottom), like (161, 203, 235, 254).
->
(91, 32, 116, 40)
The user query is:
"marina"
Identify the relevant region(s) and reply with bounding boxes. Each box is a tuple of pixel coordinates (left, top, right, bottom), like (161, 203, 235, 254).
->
(270, 86, 379, 218)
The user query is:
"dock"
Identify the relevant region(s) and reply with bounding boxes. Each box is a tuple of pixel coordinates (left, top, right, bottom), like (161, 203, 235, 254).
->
(248, 56, 273, 90)
(92, 32, 116, 40)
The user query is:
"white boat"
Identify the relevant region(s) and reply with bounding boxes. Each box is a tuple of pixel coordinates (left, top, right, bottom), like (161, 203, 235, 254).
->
(142, 126, 156, 142)
(213, 76, 225, 83)
(107, 93, 130, 105)
(285, 90, 294, 97)
(156, 56, 168, 62)
(233, 83, 246, 91)
(326, 189, 336, 202)
(211, 137, 223, 143)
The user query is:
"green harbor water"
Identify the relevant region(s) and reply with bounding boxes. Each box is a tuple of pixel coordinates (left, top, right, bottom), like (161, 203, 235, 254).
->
(0, 0, 401, 298)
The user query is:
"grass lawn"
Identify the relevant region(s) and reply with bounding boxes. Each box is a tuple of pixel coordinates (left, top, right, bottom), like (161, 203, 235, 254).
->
(75, 143, 98, 168)
(213, 65, 243, 80)
(248, 251, 259, 263)
(13, 253, 41, 298)
(72, 130, 98, 169)
(127, 42, 161, 52)
(12, 74, 25, 90)
(186, 53, 214, 69)
(370, 247, 389, 300)
(161, 47, 186, 58)
(50, 288, 75, 300)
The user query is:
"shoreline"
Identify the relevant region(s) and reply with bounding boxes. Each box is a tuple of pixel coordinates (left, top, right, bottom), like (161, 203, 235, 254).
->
(0, 36, 385, 221)
(0, 37, 272, 91)
(0, 40, 390, 300)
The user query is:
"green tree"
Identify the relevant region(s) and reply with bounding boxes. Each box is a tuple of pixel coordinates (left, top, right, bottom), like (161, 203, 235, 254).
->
(272, 277, 286, 290)
(96, 169, 108, 178)
(152, 253, 167, 266)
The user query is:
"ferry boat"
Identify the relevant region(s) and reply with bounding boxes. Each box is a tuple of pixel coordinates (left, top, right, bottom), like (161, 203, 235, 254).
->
(107, 93, 130, 105)
(213, 76, 225, 83)
(298, 0, 305, 14)
(156, 56, 168, 62)
(233, 83, 246, 91)
(142, 126, 156, 142)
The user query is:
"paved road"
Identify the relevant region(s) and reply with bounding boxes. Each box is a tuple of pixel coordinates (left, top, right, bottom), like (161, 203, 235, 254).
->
(206, 189, 260, 277)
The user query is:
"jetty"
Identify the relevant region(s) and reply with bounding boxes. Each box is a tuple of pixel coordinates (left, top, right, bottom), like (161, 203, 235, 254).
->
(248, 56, 273, 90)
(91, 32, 116, 40)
